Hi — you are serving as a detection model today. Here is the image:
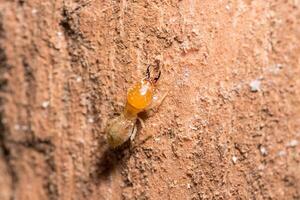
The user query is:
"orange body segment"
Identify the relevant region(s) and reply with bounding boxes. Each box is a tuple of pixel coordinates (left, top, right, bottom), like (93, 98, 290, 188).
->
(125, 79, 154, 117)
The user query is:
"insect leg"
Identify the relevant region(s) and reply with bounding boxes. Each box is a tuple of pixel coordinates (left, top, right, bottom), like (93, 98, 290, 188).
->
(130, 124, 137, 141)
(137, 117, 145, 129)
(147, 91, 168, 111)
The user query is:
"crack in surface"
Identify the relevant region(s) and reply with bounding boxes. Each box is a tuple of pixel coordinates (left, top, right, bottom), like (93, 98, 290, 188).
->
(0, 15, 17, 200)
(0, 12, 59, 199)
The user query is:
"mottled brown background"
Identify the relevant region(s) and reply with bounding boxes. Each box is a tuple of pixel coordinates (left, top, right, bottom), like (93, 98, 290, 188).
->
(0, 0, 299, 199)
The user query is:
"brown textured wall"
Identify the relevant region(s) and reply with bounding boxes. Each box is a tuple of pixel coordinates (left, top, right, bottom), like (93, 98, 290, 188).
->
(0, 0, 300, 199)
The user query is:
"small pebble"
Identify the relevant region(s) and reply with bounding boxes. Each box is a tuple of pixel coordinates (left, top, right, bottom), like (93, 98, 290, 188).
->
(278, 150, 286, 157)
(260, 146, 268, 156)
(88, 117, 94, 123)
(42, 101, 50, 108)
(77, 138, 85, 145)
(250, 79, 261, 92)
(184, 68, 190, 78)
(187, 183, 191, 189)
(189, 125, 198, 131)
(31, 9, 37, 15)
(57, 31, 63, 37)
(76, 76, 82, 82)
(286, 139, 298, 147)
(232, 156, 238, 164)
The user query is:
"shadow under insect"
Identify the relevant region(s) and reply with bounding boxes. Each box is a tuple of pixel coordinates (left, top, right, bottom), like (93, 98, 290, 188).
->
(92, 138, 135, 185)
(92, 118, 151, 185)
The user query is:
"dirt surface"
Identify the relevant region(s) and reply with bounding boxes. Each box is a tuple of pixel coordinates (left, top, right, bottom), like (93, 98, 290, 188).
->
(0, 0, 300, 199)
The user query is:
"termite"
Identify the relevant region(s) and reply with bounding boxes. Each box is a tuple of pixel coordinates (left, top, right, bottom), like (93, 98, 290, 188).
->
(106, 62, 166, 148)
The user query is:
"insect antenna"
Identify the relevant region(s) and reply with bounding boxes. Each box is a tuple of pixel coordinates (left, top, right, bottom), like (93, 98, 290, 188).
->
(146, 60, 161, 84)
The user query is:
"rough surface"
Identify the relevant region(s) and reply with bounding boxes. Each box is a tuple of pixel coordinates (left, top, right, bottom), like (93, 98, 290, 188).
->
(0, 0, 300, 199)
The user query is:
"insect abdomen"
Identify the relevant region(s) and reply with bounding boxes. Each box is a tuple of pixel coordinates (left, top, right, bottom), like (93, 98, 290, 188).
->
(106, 115, 136, 148)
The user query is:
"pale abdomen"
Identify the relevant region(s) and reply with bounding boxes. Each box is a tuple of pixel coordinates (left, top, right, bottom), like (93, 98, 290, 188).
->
(106, 114, 136, 148)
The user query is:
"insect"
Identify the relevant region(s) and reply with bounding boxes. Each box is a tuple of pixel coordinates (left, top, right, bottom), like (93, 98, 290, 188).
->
(106, 62, 165, 148)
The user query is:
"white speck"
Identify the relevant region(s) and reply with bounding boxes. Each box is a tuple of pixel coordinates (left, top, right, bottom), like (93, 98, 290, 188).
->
(21, 125, 28, 131)
(257, 164, 265, 170)
(14, 124, 20, 130)
(181, 41, 190, 53)
(42, 101, 50, 108)
(184, 68, 190, 78)
(154, 137, 161, 142)
(191, 28, 199, 35)
(189, 125, 198, 131)
(275, 63, 283, 69)
(31, 9, 37, 15)
(57, 32, 63, 37)
(266, 63, 283, 74)
(187, 183, 191, 189)
(76, 76, 82, 82)
(225, 5, 230, 10)
(250, 79, 261, 92)
(232, 156, 238, 164)
(278, 150, 286, 157)
(260, 146, 268, 156)
(88, 117, 94, 123)
(80, 93, 91, 106)
(78, 138, 85, 145)
(286, 139, 298, 147)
